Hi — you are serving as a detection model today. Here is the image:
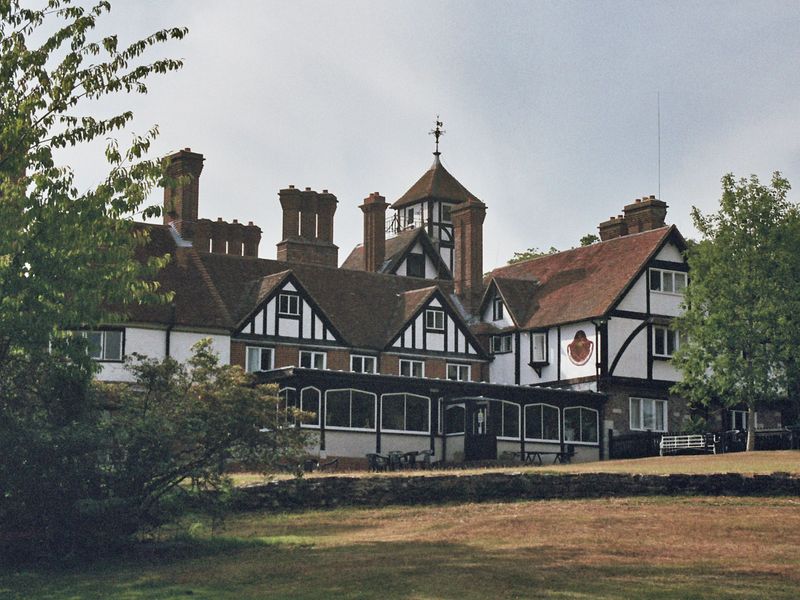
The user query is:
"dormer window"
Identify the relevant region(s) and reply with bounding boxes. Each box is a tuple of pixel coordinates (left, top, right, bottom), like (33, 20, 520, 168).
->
(492, 296, 504, 321)
(406, 253, 425, 278)
(278, 293, 300, 316)
(425, 309, 445, 331)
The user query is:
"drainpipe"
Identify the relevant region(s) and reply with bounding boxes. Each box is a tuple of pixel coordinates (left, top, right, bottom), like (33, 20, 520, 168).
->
(165, 304, 176, 358)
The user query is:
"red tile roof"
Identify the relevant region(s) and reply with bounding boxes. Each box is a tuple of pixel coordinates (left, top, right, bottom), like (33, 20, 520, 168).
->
(488, 226, 682, 329)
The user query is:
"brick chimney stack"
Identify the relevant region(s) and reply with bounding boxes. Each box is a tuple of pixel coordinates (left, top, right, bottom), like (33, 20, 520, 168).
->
(163, 148, 204, 239)
(623, 195, 668, 234)
(360, 192, 389, 272)
(242, 222, 262, 257)
(598, 215, 628, 241)
(276, 186, 339, 267)
(317, 190, 337, 243)
(452, 198, 486, 313)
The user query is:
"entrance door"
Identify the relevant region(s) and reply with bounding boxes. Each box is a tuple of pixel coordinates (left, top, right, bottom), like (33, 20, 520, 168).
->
(465, 402, 497, 461)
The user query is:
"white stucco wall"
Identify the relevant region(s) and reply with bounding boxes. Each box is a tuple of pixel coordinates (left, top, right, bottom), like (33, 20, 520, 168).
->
(616, 272, 647, 312)
(95, 326, 167, 382)
(607, 317, 646, 378)
(170, 331, 230, 365)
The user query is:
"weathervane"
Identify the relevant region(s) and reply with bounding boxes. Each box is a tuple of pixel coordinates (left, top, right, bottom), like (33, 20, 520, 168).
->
(429, 116, 445, 156)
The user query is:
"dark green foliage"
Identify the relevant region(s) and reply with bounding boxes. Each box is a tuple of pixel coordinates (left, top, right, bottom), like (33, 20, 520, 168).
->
(673, 173, 800, 449)
(0, 340, 310, 560)
(0, 2, 306, 562)
(507, 246, 559, 264)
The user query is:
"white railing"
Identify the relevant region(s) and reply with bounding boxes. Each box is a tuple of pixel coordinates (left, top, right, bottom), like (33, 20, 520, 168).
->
(386, 212, 427, 238)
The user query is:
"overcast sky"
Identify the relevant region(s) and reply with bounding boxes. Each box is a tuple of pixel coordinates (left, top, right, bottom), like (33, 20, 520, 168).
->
(64, 0, 800, 270)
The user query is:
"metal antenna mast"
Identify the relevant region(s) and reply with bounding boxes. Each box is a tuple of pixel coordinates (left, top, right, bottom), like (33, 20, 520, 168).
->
(657, 92, 661, 200)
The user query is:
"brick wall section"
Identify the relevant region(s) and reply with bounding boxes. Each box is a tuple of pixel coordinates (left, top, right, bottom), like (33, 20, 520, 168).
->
(380, 354, 399, 376)
(230, 341, 246, 369)
(275, 345, 298, 368)
(327, 349, 350, 371)
(601, 382, 692, 435)
(232, 472, 800, 512)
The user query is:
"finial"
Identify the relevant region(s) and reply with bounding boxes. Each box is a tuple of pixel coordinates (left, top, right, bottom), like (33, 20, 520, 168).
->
(429, 116, 445, 156)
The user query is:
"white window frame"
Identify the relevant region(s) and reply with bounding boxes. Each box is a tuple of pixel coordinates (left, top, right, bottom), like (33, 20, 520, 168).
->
(490, 399, 521, 440)
(278, 293, 300, 316)
(425, 309, 445, 331)
(380, 393, 431, 434)
(731, 409, 759, 431)
(350, 354, 377, 374)
(81, 330, 124, 362)
(530, 331, 548, 363)
(324, 388, 377, 432)
(446, 363, 471, 382)
(563, 406, 599, 445)
(299, 350, 326, 370)
(492, 296, 504, 321)
(652, 326, 680, 358)
(278, 387, 298, 425)
(491, 334, 512, 354)
(246, 345, 274, 373)
(524, 403, 561, 442)
(649, 268, 687, 295)
(299, 386, 321, 428)
(629, 397, 668, 432)
(399, 359, 425, 378)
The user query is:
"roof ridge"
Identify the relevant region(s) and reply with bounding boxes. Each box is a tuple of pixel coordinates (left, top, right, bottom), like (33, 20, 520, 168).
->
(492, 226, 671, 273)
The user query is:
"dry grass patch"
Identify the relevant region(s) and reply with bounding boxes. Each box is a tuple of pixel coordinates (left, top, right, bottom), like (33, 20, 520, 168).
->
(4, 496, 800, 599)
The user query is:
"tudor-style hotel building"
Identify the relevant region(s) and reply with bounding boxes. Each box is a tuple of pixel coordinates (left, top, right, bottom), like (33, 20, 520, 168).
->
(94, 137, 782, 464)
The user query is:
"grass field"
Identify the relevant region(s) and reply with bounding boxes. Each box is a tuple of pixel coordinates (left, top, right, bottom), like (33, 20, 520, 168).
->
(3, 452, 799, 599)
(230, 449, 800, 486)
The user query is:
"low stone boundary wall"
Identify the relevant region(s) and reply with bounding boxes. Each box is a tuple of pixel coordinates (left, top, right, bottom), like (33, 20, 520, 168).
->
(232, 471, 800, 512)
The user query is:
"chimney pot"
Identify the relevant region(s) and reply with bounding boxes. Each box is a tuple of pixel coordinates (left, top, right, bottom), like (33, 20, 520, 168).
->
(635, 198, 641, 203)
(289, 184, 294, 189)
(233, 219, 239, 224)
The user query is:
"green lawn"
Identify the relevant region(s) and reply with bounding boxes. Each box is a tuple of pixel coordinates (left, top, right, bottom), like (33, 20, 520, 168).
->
(3, 495, 800, 599)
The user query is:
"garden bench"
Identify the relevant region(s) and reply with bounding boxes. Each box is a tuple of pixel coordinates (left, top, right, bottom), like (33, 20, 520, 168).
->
(659, 433, 717, 456)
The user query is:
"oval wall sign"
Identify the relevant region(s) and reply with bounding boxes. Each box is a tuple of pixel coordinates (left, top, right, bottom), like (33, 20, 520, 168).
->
(567, 330, 594, 366)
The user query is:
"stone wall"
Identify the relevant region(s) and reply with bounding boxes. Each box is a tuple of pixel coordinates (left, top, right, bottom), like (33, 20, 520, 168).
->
(233, 471, 800, 512)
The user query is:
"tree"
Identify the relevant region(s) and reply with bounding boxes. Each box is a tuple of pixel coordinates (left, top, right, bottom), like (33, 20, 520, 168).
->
(507, 246, 559, 264)
(0, 0, 186, 559)
(580, 233, 599, 246)
(0, 0, 186, 371)
(672, 173, 800, 450)
(1, 340, 310, 558)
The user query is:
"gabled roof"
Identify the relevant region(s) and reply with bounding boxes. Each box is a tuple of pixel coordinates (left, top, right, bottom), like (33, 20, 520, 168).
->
(487, 226, 683, 329)
(178, 243, 479, 352)
(484, 277, 541, 328)
(391, 155, 480, 209)
(341, 227, 451, 278)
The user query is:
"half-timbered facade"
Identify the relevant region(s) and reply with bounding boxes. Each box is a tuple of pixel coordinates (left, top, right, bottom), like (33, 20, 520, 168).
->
(90, 144, 783, 464)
